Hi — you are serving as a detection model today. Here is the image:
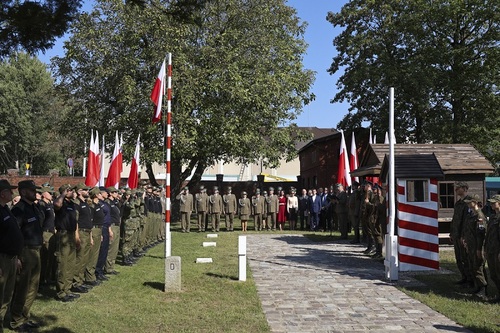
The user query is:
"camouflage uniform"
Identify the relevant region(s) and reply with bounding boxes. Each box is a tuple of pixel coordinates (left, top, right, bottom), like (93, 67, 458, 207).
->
(485, 195, 500, 302)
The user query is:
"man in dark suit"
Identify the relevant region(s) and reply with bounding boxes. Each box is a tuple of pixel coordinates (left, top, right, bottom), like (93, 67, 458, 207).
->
(308, 188, 322, 231)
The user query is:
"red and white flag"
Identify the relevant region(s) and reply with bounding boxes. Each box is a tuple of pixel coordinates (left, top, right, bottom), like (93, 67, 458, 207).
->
(85, 130, 99, 187)
(349, 131, 359, 184)
(151, 60, 166, 123)
(127, 135, 141, 189)
(105, 131, 122, 188)
(337, 130, 352, 188)
(98, 135, 105, 186)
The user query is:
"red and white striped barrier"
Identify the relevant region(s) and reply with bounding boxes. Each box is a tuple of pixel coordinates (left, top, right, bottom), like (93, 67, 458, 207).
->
(397, 179, 439, 271)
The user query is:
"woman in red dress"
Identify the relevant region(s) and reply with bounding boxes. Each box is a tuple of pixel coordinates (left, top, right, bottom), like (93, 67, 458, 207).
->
(277, 189, 287, 231)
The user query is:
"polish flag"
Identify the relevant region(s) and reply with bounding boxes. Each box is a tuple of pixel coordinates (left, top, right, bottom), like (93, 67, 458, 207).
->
(151, 60, 166, 123)
(127, 135, 141, 189)
(105, 131, 122, 188)
(349, 132, 359, 184)
(98, 135, 105, 186)
(337, 130, 352, 188)
(85, 130, 99, 187)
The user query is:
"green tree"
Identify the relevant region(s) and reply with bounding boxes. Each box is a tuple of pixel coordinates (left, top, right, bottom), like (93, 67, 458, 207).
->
(328, 0, 499, 165)
(0, 52, 74, 174)
(53, 0, 314, 191)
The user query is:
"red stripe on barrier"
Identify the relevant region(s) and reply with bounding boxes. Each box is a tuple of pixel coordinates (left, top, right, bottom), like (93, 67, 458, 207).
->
(397, 185, 405, 195)
(399, 253, 439, 270)
(398, 202, 438, 218)
(430, 178, 438, 185)
(399, 219, 438, 235)
(399, 236, 438, 253)
(430, 192, 438, 202)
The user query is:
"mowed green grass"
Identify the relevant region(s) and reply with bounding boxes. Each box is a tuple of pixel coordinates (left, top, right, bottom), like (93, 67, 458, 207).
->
(28, 226, 270, 333)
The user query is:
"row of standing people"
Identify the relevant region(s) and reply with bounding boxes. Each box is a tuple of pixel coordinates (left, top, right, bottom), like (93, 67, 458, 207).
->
(0, 179, 165, 333)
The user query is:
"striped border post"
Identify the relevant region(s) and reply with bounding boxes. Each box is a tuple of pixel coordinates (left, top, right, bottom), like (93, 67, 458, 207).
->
(165, 53, 172, 257)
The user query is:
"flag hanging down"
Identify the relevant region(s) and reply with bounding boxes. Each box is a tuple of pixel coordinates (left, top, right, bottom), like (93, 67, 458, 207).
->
(337, 130, 352, 188)
(85, 130, 99, 187)
(349, 131, 359, 184)
(105, 131, 122, 188)
(98, 135, 105, 186)
(127, 135, 141, 189)
(384, 132, 389, 144)
(151, 60, 166, 123)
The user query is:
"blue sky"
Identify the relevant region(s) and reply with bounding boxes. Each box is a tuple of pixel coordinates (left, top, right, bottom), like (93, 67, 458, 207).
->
(38, 0, 350, 129)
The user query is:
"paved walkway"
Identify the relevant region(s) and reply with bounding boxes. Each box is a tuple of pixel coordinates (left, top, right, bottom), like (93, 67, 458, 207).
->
(246, 234, 470, 333)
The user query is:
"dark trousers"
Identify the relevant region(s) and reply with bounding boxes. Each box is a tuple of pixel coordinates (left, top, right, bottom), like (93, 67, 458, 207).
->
(96, 226, 110, 276)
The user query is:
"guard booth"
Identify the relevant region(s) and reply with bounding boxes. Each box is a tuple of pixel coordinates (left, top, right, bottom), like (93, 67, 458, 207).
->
(380, 154, 444, 271)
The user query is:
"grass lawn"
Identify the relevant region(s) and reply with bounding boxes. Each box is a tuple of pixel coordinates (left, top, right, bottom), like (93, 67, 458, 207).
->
(15, 221, 500, 333)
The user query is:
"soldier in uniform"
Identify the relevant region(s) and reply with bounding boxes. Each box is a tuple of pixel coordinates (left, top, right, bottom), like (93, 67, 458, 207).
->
(73, 183, 93, 293)
(252, 189, 266, 231)
(176, 186, 194, 233)
(120, 189, 137, 266)
(53, 184, 80, 303)
(38, 187, 56, 286)
(0, 180, 23, 333)
(208, 186, 224, 232)
(450, 182, 472, 286)
(84, 187, 104, 286)
(223, 186, 237, 231)
(463, 194, 488, 297)
(485, 194, 500, 303)
(361, 181, 375, 254)
(105, 186, 121, 275)
(348, 182, 361, 244)
(372, 184, 385, 259)
(238, 191, 251, 232)
(195, 186, 209, 232)
(265, 187, 279, 231)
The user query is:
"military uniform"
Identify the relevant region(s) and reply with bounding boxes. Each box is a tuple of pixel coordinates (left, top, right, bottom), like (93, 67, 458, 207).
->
(195, 187, 209, 232)
(84, 187, 103, 285)
(0, 180, 23, 333)
(450, 182, 471, 284)
(10, 180, 45, 329)
(209, 187, 224, 232)
(223, 187, 237, 231)
(121, 190, 137, 265)
(238, 192, 251, 232)
(252, 190, 266, 231)
(38, 188, 56, 285)
(361, 182, 375, 253)
(176, 187, 194, 232)
(105, 186, 121, 274)
(335, 184, 349, 239)
(265, 188, 279, 231)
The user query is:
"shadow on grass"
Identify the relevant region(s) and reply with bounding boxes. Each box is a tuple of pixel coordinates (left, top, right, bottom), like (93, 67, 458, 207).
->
(143, 281, 165, 291)
(5, 314, 75, 333)
(205, 272, 238, 281)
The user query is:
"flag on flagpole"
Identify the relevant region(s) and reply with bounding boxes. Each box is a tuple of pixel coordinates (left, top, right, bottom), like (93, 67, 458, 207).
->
(337, 130, 352, 188)
(384, 132, 389, 144)
(369, 128, 373, 144)
(127, 135, 141, 189)
(349, 132, 359, 184)
(98, 135, 105, 186)
(105, 131, 121, 188)
(151, 60, 166, 123)
(85, 130, 99, 187)
(118, 133, 123, 175)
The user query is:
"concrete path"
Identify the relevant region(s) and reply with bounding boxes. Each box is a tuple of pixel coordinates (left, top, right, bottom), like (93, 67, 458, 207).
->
(246, 234, 470, 333)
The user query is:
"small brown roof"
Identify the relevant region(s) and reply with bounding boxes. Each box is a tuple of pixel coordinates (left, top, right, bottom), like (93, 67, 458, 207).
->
(352, 143, 494, 177)
(380, 154, 445, 179)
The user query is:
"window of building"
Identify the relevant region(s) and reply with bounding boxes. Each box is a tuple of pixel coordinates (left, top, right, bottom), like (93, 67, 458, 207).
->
(439, 182, 455, 209)
(406, 180, 428, 202)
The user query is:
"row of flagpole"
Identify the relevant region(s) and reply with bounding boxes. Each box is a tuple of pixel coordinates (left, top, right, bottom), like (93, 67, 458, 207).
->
(84, 130, 141, 190)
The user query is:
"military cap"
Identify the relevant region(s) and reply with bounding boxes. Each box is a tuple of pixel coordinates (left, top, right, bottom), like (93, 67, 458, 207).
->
(263, 190, 268, 195)
(36, 187, 44, 193)
(362, 180, 373, 186)
(59, 184, 73, 193)
(106, 186, 118, 193)
(255, 189, 261, 194)
(74, 183, 90, 191)
(455, 181, 469, 190)
(146, 184, 153, 189)
(336, 183, 343, 188)
(199, 185, 205, 191)
(89, 187, 101, 196)
(183, 186, 189, 191)
(19, 180, 41, 190)
(99, 186, 107, 192)
(40, 186, 52, 194)
(464, 194, 480, 203)
(226, 186, 232, 191)
(269, 187, 274, 191)
(277, 186, 282, 191)
(242, 191, 247, 195)
(125, 189, 132, 195)
(213, 186, 219, 192)
(0, 179, 17, 191)
(487, 194, 500, 203)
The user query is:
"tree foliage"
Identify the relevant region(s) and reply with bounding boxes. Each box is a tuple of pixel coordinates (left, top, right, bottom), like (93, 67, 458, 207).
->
(53, 0, 314, 189)
(0, 53, 75, 175)
(0, 0, 83, 58)
(328, 0, 500, 167)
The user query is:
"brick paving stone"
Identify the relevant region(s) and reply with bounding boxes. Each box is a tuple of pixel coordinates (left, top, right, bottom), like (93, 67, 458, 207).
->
(247, 234, 472, 333)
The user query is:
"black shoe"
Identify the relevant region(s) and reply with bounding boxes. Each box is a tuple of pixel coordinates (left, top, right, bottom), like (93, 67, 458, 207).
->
(96, 274, 109, 281)
(71, 286, 88, 293)
(84, 280, 101, 286)
(68, 293, 80, 299)
(105, 270, 120, 275)
(13, 323, 34, 332)
(25, 321, 40, 329)
(57, 295, 75, 303)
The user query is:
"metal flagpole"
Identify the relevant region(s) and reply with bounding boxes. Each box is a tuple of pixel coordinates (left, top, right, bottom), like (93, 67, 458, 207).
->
(165, 53, 172, 258)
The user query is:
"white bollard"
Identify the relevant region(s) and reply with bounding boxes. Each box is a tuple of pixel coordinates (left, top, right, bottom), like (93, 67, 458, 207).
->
(384, 235, 399, 281)
(238, 235, 247, 281)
